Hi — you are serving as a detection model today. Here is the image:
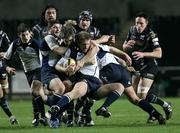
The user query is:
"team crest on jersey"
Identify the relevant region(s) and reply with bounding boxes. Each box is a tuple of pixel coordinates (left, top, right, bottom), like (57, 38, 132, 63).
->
(90, 32, 94, 38)
(140, 35, 145, 40)
(2, 73, 6, 78)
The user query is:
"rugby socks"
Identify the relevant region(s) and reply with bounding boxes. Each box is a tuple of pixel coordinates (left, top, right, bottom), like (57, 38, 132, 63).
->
(56, 95, 71, 108)
(32, 96, 39, 119)
(75, 97, 85, 111)
(66, 101, 74, 122)
(34, 96, 46, 118)
(146, 94, 168, 107)
(45, 94, 62, 106)
(101, 91, 121, 109)
(82, 98, 94, 122)
(0, 96, 12, 117)
(137, 99, 161, 118)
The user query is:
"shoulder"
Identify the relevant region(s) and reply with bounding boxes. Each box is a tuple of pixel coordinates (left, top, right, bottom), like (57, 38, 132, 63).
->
(0, 30, 8, 38)
(32, 23, 44, 32)
(147, 29, 158, 39)
(12, 39, 20, 45)
(44, 35, 56, 42)
(89, 26, 100, 32)
(31, 38, 40, 44)
(129, 26, 136, 33)
(31, 39, 41, 48)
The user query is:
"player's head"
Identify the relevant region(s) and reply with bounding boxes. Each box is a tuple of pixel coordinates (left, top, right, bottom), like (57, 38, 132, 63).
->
(17, 23, 32, 43)
(75, 31, 91, 53)
(78, 10, 93, 30)
(48, 20, 62, 37)
(41, 4, 59, 25)
(60, 20, 77, 46)
(135, 12, 149, 33)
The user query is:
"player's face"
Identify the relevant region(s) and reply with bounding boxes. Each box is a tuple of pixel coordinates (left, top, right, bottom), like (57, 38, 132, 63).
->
(64, 36, 74, 46)
(135, 17, 148, 33)
(45, 8, 57, 23)
(50, 23, 61, 37)
(19, 31, 31, 43)
(78, 39, 91, 53)
(79, 18, 91, 30)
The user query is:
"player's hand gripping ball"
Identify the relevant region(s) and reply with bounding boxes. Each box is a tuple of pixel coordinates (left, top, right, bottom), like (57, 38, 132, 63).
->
(65, 58, 76, 76)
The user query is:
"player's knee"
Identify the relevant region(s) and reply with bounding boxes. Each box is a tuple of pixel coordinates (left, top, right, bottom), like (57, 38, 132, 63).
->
(32, 80, 41, 89)
(0, 86, 4, 98)
(55, 85, 65, 95)
(0, 92, 3, 98)
(116, 84, 124, 94)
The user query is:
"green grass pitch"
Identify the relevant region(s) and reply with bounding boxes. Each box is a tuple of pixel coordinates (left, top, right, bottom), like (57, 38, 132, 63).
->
(0, 97, 179, 133)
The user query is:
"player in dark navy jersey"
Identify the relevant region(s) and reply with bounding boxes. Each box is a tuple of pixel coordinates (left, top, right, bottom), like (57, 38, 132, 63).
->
(32, 5, 59, 41)
(4, 23, 46, 127)
(31, 6, 59, 125)
(0, 26, 19, 125)
(75, 10, 115, 45)
(123, 12, 172, 123)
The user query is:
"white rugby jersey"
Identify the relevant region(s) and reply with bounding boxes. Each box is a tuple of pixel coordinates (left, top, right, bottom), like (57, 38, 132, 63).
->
(40, 35, 62, 67)
(57, 48, 99, 78)
(97, 45, 119, 70)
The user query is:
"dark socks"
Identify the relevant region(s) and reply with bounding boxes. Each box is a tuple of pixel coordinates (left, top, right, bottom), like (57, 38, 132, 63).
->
(0, 96, 12, 117)
(137, 99, 161, 119)
(66, 101, 74, 121)
(32, 96, 40, 119)
(56, 95, 71, 108)
(101, 91, 120, 109)
(145, 94, 164, 107)
(75, 97, 86, 111)
(45, 94, 62, 106)
(34, 96, 46, 118)
(82, 98, 94, 122)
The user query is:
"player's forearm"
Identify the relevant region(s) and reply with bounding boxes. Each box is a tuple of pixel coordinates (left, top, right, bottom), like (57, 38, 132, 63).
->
(80, 44, 98, 65)
(53, 46, 67, 55)
(143, 48, 162, 58)
(109, 46, 127, 59)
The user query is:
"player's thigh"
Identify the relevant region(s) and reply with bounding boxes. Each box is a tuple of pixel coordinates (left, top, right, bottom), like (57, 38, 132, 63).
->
(94, 83, 124, 99)
(67, 81, 88, 100)
(0, 79, 8, 95)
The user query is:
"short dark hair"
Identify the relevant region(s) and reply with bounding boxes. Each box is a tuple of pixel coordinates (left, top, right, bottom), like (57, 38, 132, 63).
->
(48, 19, 61, 29)
(75, 31, 91, 45)
(17, 23, 30, 34)
(135, 12, 149, 21)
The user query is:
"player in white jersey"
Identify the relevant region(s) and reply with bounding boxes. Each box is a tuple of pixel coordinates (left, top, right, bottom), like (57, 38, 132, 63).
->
(45, 31, 124, 128)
